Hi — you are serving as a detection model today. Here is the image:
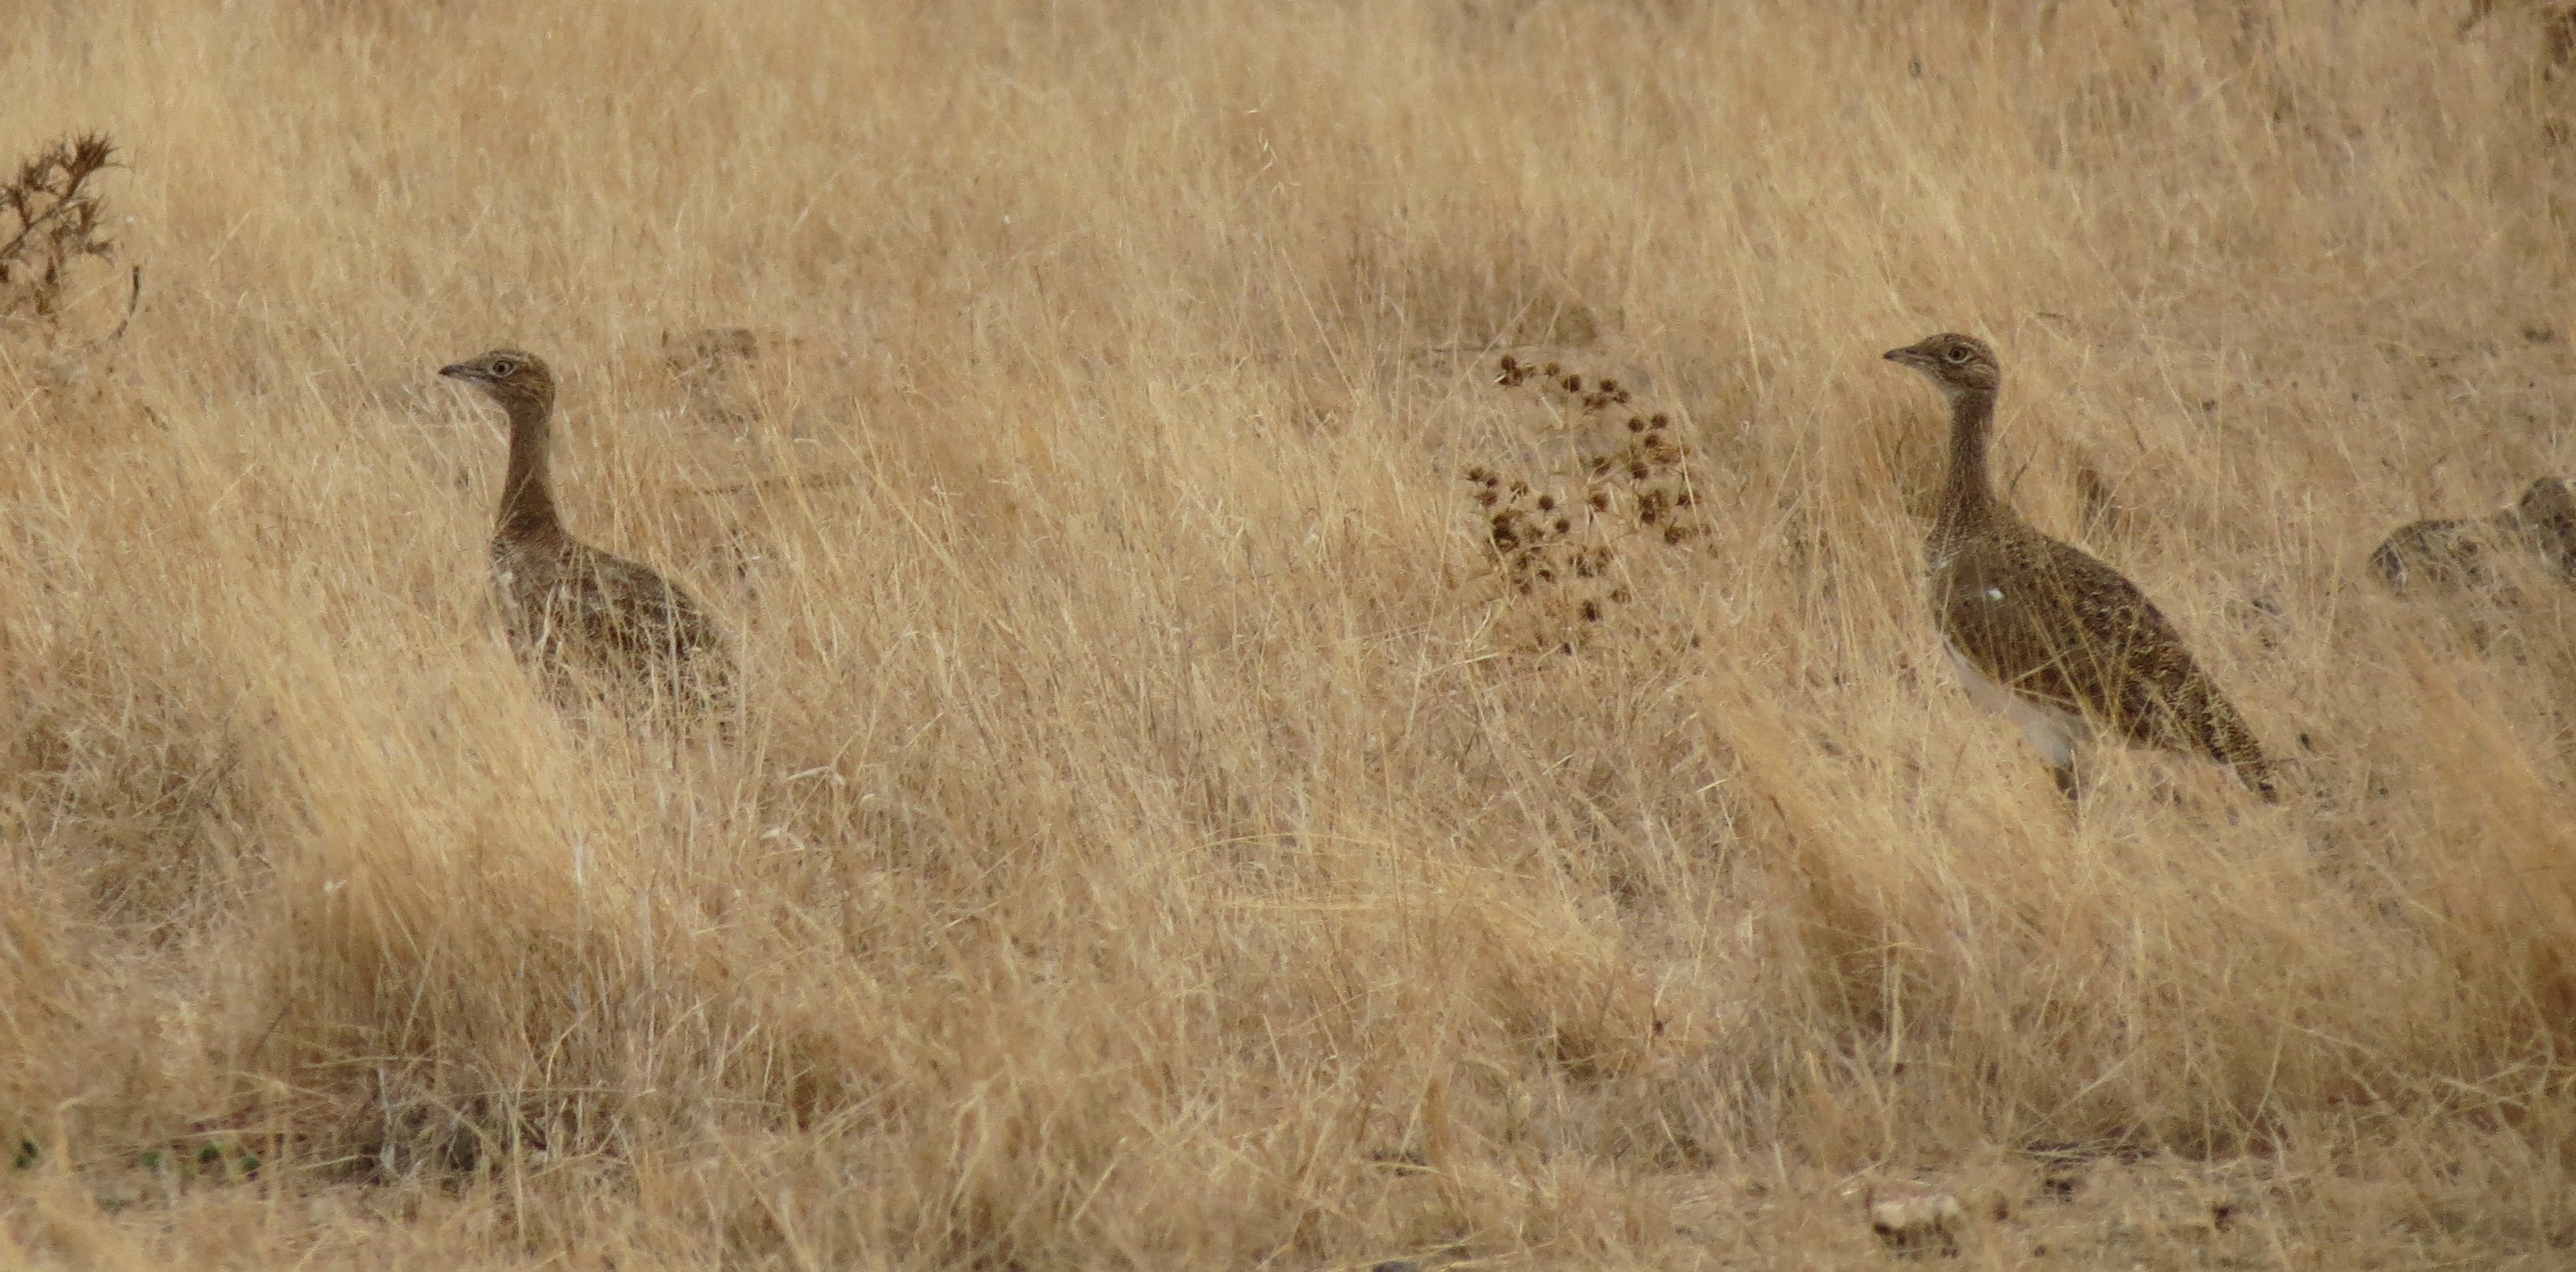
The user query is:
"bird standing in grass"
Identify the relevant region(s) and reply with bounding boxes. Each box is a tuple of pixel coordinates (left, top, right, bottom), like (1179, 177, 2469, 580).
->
(1883, 333, 2278, 802)
(439, 348, 737, 722)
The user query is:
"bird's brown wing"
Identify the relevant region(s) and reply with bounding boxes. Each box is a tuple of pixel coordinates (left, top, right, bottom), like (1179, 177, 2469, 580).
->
(497, 542, 737, 716)
(1939, 531, 2275, 794)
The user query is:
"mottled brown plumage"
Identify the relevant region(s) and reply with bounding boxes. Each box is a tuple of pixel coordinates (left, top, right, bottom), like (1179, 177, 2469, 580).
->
(439, 349, 737, 720)
(2369, 476, 2576, 594)
(1884, 333, 2278, 801)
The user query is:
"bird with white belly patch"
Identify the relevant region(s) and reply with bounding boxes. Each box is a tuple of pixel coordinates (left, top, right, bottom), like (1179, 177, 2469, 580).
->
(1883, 333, 2278, 803)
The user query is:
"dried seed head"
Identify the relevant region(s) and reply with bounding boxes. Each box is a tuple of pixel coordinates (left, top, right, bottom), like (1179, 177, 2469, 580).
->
(1627, 415, 1646, 433)
(1598, 378, 1620, 395)
(1649, 413, 1669, 430)
(1580, 599, 1603, 622)
(1475, 489, 1498, 507)
(1464, 465, 1491, 483)
(1561, 374, 1583, 392)
(1587, 490, 1611, 511)
(1554, 517, 1571, 534)
(1609, 587, 1632, 604)
(1536, 494, 1556, 511)
(1629, 462, 1651, 480)
(1663, 525, 1689, 545)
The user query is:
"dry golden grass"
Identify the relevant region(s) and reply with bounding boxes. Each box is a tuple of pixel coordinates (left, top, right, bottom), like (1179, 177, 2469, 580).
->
(6, 1, 2576, 1267)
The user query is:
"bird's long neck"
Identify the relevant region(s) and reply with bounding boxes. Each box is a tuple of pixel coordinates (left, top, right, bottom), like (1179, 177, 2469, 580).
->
(1935, 386, 2000, 529)
(499, 398, 566, 543)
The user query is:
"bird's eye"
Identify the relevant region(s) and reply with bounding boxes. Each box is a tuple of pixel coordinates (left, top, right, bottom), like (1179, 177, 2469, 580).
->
(489, 358, 518, 377)
(1944, 347, 1971, 364)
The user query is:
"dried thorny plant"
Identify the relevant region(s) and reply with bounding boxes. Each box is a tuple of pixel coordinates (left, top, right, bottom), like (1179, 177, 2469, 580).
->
(0, 134, 121, 330)
(1460, 352, 1714, 649)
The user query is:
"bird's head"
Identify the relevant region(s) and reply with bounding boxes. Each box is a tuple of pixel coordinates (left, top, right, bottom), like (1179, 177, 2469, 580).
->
(1883, 332, 2000, 400)
(438, 348, 554, 416)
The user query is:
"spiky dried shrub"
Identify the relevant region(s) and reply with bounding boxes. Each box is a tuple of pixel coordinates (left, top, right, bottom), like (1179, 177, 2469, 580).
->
(0, 134, 119, 331)
(0, 133, 142, 447)
(1459, 353, 1714, 649)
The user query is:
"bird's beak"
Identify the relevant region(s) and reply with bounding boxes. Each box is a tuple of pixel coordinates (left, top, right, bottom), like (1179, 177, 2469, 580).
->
(438, 363, 474, 380)
(1883, 347, 1918, 365)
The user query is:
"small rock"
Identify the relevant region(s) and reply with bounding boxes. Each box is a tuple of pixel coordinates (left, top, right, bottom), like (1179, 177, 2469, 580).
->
(1868, 1185, 1965, 1257)
(1365, 1146, 1431, 1173)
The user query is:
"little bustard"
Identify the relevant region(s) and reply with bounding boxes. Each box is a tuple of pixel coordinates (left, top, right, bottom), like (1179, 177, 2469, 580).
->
(1883, 333, 2279, 802)
(2369, 476, 2576, 594)
(440, 349, 737, 720)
